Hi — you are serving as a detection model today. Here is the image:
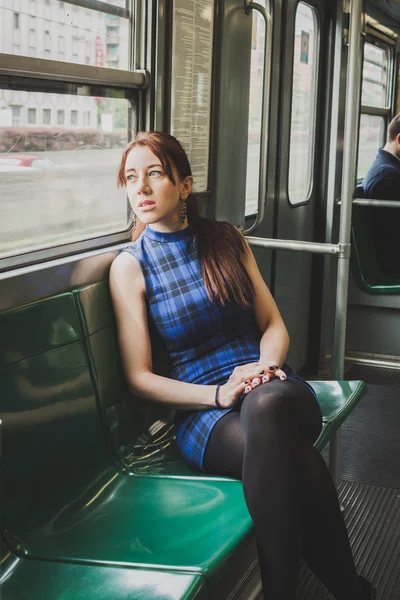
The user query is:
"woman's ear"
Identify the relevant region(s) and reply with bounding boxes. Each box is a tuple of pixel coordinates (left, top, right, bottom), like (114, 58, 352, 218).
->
(181, 176, 193, 199)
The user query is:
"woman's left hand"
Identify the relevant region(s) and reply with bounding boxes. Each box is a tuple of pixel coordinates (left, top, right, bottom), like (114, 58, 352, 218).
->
(243, 364, 287, 396)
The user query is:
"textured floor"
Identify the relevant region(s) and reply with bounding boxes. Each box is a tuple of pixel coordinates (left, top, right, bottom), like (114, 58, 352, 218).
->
(297, 365, 400, 600)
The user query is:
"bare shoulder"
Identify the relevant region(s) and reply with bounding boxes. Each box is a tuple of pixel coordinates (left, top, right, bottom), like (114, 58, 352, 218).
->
(109, 251, 145, 295)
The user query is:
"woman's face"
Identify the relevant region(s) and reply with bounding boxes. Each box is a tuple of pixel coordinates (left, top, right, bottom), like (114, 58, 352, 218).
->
(124, 145, 192, 231)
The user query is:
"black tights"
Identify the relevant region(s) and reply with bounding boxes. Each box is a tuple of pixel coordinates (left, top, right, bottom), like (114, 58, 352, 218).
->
(203, 380, 364, 600)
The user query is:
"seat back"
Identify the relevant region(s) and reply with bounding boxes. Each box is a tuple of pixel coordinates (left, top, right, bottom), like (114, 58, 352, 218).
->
(0, 293, 114, 545)
(351, 205, 400, 294)
(73, 281, 193, 475)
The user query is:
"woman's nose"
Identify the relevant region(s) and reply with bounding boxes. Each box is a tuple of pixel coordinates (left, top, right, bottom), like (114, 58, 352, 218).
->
(137, 174, 150, 193)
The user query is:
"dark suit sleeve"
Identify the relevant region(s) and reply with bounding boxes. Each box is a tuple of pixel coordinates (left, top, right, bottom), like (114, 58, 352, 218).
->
(369, 173, 400, 200)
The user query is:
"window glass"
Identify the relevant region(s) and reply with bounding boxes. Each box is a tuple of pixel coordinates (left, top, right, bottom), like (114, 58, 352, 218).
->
(0, 0, 129, 70)
(28, 108, 36, 124)
(357, 114, 385, 180)
(57, 109, 65, 126)
(288, 2, 319, 205)
(245, 0, 269, 216)
(361, 43, 389, 108)
(0, 88, 131, 259)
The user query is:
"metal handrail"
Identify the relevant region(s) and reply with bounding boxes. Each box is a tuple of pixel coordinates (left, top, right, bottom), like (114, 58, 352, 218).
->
(351, 199, 400, 208)
(243, 1, 272, 235)
(247, 237, 340, 255)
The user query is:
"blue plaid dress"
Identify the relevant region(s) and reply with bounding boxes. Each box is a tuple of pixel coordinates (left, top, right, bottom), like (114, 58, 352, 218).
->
(124, 224, 315, 470)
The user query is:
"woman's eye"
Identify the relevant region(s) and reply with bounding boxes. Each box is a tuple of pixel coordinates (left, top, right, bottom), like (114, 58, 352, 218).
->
(127, 175, 137, 182)
(149, 170, 162, 178)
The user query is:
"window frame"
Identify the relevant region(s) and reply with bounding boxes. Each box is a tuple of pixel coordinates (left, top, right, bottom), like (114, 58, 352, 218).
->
(356, 30, 397, 184)
(244, 0, 272, 218)
(287, 0, 321, 207)
(0, 0, 149, 274)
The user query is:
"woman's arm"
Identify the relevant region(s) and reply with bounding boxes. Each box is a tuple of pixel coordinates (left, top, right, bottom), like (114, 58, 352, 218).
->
(110, 252, 220, 410)
(242, 243, 290, 369)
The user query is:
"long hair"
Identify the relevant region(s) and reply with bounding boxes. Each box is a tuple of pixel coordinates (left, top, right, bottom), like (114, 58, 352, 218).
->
(117, 131, 254, 308)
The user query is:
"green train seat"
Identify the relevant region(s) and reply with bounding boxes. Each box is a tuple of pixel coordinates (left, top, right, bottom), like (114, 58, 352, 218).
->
(0, 281, 366, 600)
(351, 187, 400, 294)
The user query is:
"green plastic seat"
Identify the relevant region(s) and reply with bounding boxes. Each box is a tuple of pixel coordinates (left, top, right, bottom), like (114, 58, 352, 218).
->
(0, 291, 256, 597)
(351, 205, 400, 294)
(0, 282, 366, 600)
(0, 543, 207, 600)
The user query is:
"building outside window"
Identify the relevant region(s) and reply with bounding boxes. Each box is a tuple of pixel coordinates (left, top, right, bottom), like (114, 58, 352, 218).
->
(59, 36, 65, 61)
(13, 13, 20, 29)
(29, 28, 36, 52)
(57, 110, 65, 126)
(85, 42, 91, 65)
(72, 38, 78, 61)
(43, 108, 51, 125)
(11, 106, 21, 126)
(83, 111, 91, 126)
(71, 110, 78, 125)
(28, 108, 36, 124)
(44, 31, 51, 50)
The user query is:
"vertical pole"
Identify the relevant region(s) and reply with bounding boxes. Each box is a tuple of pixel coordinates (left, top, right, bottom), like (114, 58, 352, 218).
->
(330, 0, 363, 483)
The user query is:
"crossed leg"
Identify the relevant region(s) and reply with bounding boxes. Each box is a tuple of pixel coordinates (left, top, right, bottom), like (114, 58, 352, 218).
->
(202, 380, 364, 600)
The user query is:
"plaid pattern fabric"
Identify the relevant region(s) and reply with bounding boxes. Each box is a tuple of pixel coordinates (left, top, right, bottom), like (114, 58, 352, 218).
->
(124, 225, 315, 470)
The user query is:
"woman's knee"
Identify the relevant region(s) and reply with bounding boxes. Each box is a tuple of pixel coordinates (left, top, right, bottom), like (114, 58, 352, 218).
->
(241, 381, 322, 441)
(241, 383, 297, 428)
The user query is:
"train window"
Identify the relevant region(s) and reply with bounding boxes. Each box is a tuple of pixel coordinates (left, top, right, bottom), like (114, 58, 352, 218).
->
(0, 88, 131, 260)
(245, 0, 269, 216)
(357, 39, 391, 182)
(361, 43, 389, 108)
(357, 116, 385, 180)
(0, 0, 148, 268)
(288, 2, 319, 205)
(0, 0, 129, 71)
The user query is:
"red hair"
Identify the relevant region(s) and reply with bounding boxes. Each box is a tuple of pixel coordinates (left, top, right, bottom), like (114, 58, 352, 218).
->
(118, 131, 254, 308)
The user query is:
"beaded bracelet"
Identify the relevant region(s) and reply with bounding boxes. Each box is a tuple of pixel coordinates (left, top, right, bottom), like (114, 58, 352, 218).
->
(215, 384, 223, 409)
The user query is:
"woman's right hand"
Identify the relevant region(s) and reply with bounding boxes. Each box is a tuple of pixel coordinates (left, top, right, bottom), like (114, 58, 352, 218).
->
(217, 363, 264, 409)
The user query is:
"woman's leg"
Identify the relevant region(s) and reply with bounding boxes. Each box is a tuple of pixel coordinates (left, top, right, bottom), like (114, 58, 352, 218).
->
(300, 443, 362, 599)
(203, 380, 365, 600)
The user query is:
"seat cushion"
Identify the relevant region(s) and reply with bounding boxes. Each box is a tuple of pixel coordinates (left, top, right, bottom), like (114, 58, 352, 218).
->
(0, 544, 207, 600)
(6, 474, 253, 589)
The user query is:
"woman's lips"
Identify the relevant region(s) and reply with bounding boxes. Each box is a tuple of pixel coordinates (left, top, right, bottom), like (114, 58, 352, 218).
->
(138, 200, 156, 211)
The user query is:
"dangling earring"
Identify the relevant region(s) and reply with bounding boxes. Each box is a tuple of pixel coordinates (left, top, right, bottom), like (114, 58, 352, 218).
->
(132, 210, 137, 231)
(180, 200, 187, 224)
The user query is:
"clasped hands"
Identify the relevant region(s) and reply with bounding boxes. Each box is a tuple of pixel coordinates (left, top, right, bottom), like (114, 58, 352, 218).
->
(218, 362, 287, 409)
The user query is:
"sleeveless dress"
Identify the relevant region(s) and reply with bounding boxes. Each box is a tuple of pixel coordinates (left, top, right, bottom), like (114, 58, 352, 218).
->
(124, 224, 315, 470)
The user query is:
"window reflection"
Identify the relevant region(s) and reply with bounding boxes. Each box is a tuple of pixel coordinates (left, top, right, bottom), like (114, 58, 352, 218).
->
(288, 2, 319, 205)
(245, 0, 269, 216)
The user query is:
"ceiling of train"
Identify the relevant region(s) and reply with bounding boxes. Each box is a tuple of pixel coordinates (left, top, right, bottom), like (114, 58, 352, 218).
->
(367, 0, 400, 34)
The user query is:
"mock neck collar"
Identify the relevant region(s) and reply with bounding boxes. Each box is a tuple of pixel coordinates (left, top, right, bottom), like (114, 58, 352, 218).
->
(144, 224, 193, 242)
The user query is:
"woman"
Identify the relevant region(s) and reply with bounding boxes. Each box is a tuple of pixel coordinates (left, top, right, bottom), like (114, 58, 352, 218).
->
(110, 131, 375, 600)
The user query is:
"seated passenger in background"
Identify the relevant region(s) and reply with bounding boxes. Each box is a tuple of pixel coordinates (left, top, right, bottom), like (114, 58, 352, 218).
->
(362, 113, 400, 199)
(361, 114, 400, 274)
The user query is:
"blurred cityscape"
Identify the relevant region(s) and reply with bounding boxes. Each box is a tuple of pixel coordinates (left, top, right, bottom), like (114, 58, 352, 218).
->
(0, 0, 130, 257)
(0, 0, 128, 134)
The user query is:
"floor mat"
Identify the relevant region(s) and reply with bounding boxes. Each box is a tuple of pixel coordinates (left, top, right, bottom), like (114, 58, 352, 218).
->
(322, 381, 400, 489)
(297, 481, 400, 600)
